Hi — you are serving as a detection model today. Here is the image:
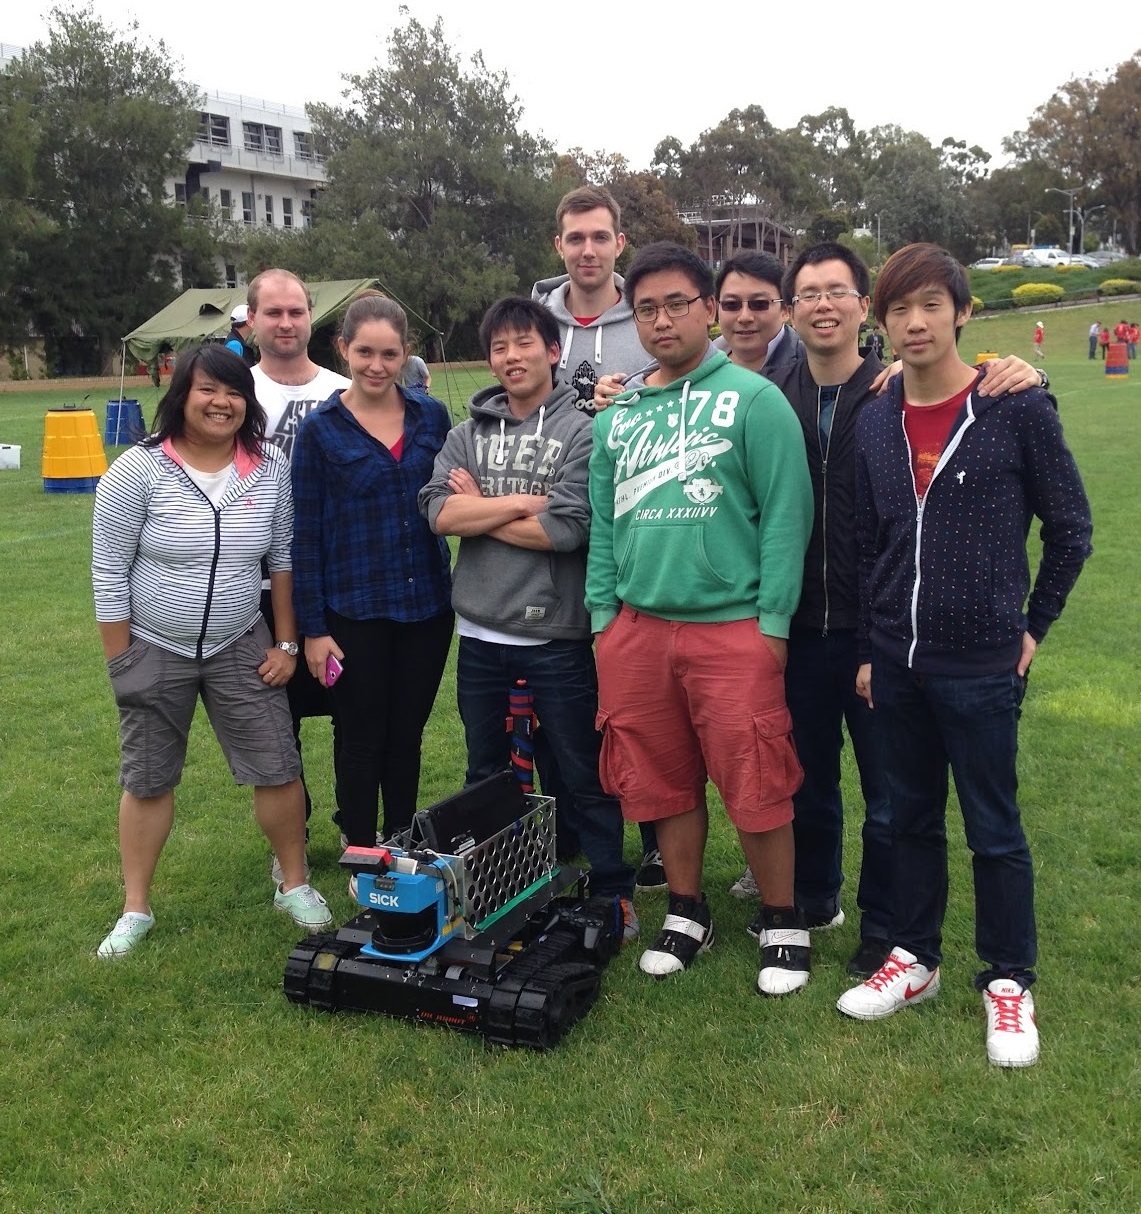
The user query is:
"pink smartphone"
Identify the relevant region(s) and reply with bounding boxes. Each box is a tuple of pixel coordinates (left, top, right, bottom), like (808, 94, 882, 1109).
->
(325, 654, 345, 687)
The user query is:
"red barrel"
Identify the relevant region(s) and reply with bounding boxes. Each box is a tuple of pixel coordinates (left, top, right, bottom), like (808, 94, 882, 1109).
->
(1106, 343, 1129, 377)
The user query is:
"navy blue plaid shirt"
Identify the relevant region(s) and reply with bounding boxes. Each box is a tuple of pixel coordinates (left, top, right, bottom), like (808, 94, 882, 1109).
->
(291, 387, 452, 634)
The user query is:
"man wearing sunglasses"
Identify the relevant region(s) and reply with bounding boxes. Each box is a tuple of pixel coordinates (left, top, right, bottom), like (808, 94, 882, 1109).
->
(713, 252, 803, 374)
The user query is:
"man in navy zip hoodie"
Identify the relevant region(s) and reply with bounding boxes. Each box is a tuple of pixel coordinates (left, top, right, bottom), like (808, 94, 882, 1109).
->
(838, 243, 1092, 1069)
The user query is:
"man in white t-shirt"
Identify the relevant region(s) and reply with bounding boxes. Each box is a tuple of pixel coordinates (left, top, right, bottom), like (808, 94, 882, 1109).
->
(247, 269, 350, 873)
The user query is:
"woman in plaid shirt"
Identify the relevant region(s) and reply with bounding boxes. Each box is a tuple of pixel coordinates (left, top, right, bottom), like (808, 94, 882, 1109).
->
(291, 293, 454, 847)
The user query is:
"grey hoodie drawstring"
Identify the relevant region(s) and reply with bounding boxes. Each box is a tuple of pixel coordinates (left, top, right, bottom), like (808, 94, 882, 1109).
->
(535, 404, 546, 441)
(557, 324, 605, 370)
(677, 379, 691, 481)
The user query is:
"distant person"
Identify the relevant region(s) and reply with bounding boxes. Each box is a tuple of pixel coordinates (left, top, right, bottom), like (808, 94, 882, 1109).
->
(1098, 326, 1111, 359)
(1114, 319, 1129, 346)
(291, 292, 453, 849)
(1033, 320, 1044, 359)
(1128, 322, 1139, 359)
(92, 345, 333, 959)
(247, 269, 351, 877)
(224, 304, 258, 367)
(402, 339, 432, 390)
(1088, 320, 1100, 360)
(838, 243, 1092, 1068)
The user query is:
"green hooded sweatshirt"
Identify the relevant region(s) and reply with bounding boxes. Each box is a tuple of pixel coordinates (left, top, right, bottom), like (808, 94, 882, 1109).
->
(586, 351, 812, 637)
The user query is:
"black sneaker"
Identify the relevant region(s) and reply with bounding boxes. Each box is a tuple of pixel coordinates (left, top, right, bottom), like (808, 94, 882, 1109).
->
(638, 893, 713, 977)
(756, 906, 811, 996)
(635, 848, 667, 892)
(847, 937, 892, 978)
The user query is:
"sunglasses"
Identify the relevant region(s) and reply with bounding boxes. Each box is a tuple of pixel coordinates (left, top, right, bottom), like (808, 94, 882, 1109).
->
(718, 298, 782, 313)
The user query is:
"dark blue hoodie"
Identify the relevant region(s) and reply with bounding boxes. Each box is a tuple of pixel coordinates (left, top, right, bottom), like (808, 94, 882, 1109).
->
(855, 372, 1092, 675)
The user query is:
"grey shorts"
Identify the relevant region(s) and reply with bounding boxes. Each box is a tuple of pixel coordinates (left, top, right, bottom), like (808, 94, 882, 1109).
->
(108, 618, 302, 798)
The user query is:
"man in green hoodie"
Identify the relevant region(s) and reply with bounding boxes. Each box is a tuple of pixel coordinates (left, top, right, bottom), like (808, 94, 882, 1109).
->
(587, 243, 814, 995)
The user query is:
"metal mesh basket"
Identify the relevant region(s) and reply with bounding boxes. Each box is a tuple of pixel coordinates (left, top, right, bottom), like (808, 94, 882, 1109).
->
(460, 793, 555, 931)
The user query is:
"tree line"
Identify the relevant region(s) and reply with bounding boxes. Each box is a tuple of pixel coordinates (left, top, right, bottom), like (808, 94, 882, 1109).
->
(2, 6, 1138, 372)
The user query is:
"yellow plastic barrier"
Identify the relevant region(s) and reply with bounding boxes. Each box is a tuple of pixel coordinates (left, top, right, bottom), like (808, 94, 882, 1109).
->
(42, 406, 108, 493)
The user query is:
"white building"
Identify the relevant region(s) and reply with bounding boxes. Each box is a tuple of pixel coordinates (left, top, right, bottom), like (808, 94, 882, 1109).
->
(1, 44, 325, 288)
(180, 90, 327, 283)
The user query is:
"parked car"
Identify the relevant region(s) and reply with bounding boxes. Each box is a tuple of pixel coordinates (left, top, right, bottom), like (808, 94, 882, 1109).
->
(1021, 248, 1073, 267)
(971, 258, 1004, 269)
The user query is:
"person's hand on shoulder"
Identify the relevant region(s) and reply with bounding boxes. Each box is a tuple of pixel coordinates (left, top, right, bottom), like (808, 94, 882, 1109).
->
(975, 356, 1043, 397)
(592, 372, 627, 412)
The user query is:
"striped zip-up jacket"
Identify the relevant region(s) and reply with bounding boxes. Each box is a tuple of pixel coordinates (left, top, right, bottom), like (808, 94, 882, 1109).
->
(92, 439, 292, 659)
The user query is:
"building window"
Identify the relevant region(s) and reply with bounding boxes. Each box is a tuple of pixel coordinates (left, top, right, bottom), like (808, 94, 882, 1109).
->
(301, 198, 313, 228)
(198, 112, 230, 147)
(242, 191, 255, 225)
(225, 263, 237, 289)
(243, 122, 284, 155)
(264, 195, 274, 226)
(219, 188, 232, 219)
(200, 186, 209, 203)
(174, 182, 187, 206)
(294, 131, 315, 160)
(282, 198, 293, 229)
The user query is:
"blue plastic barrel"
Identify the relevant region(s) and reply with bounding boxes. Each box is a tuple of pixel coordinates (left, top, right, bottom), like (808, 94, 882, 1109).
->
(104, 399, 146, 445)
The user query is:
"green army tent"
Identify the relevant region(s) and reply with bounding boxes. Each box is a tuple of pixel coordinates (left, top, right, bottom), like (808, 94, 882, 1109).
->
(121, 278, 379, 367)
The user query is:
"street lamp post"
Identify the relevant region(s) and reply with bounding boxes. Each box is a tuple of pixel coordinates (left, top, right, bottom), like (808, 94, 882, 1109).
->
(1077, 204, 1107, 254)
(1045, 186, 1083, 254)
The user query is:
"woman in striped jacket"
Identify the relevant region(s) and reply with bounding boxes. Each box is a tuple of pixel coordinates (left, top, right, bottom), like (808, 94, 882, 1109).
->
(92, 345, 332, 959)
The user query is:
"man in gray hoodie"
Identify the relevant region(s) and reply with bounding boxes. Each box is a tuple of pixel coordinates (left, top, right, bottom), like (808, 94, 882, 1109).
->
(531, 186, 647, 413)
(418, 297, 636, 929)
(532, 186, 665, 889)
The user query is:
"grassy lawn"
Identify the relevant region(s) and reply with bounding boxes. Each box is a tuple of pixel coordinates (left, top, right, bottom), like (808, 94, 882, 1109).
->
(0, 309, 1137, 1213)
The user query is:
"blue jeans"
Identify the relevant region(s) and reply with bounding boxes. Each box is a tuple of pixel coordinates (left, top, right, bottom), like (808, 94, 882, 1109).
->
(457, 636, 634, 900)
(872, 651, 1036, 988)
(785, 629, 892, 940)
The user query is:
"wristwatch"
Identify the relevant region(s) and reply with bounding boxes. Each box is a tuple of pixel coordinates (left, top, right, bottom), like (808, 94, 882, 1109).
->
(1036, 368, 1049, 389)
(276, 641, 299, 657)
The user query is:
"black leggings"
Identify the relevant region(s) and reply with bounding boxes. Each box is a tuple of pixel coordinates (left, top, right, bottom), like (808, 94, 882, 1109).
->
(326, 610, 455, 843)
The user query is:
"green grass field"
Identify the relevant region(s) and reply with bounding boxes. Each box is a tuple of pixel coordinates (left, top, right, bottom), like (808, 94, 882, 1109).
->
(0, 308, 1138, 1213)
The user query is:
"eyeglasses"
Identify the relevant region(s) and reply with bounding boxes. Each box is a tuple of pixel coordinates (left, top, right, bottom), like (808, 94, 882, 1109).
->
(633, 294, 705, 324)
(718, 298, 782, 313)
(790, 289, 864, 305)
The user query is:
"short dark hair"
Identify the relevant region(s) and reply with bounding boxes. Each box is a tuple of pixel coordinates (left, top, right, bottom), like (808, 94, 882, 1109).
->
(623, 242, 713, 306)
(146, 344, 266, 455)
(783, 242, 871, 303)
(555, 185, 621, 234)
(715, 252, 784, 299)
(479, 297, 561, 360)
(873, 243, 971, 327)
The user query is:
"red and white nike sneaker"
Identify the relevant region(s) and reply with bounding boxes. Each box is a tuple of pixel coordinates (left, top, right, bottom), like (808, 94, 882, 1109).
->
(983, 979, 1039, 1067)
(836, 946, 940, 1020)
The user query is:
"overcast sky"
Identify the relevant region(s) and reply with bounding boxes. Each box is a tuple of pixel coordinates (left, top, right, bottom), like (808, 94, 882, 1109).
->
(7, 3, 1140, 169)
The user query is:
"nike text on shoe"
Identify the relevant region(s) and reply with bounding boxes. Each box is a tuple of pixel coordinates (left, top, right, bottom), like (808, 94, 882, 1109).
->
(639, 895, 713, 977)
(836, 946, 940, 1020)
(984, 979, 1040, 1068)
(756, 907, 811, 996)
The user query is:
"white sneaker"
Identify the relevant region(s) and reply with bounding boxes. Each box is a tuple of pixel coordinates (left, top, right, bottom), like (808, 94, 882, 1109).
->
(984, 979, 1039, 1067)
(96, 911, 155, 959)
(836, 946, 940, 1020)
(729, 866, 759, 899)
